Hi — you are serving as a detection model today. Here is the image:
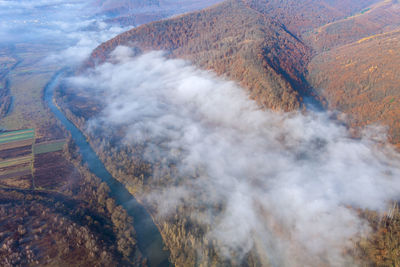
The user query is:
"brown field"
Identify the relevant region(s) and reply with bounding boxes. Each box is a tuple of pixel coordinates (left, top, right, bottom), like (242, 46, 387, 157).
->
(0, 162, 31, 176)
(0, 129, 69, 190)
(0, 130, 35, 189)
(0, 139, 34, 151)
(0, 169, 31, 180)
(33, 151, 74, 190)
(0, 174, 32, 189)
(0, 155, 32, 169)
(0, 145, 32, 160)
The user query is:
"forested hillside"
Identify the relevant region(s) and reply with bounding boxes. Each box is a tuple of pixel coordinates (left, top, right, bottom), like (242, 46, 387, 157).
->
(89, 0, 387, 112)
(308, 28, 400, 148)
(89, 0, 313, 111)
(305, 0, 400, 147)
(304, 0, 400, 51)
(56, 0, 400, 266)
(242, 0, 380, 34)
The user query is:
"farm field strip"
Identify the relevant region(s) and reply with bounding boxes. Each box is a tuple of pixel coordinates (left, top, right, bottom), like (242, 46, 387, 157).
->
(0, 145, 32, 159)
(0, 132, 35, 144)
(0, 163, 31, 174)
(0, 128, 34, 137)
(0, 128, 68, 190)
(0, 168, 31, 180)
(0, 155, 32, 168)
(0, 139, 34, 151)
(0, 174, 32, 189)
(0, 128, 35, 152)
(33, 139, 65, 155)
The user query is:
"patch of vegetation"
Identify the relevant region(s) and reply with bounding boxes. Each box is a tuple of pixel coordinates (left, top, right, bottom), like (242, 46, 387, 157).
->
(304, 1, 400, 51)
(0, 138, 144, 266)
(0, 156, 32, 169)
(0, 130, 34, 144)
(356, 205, 400, 266)
(33, 140, 65, 155)
(308, 28, 400, 147)
(361, 7, 371, 14)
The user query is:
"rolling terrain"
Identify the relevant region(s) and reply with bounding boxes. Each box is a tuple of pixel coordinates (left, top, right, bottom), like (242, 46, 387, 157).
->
(95, 0, 224, 26)
(89, 0, 389, 112)
(307, 0, 400, 148)
(304, 0, 400, 51)
(0, 130, 143, 266)
(55, 0, 400, 266)
(1, 0, 399, 266)
(89, 0, 314, 111)
(242, 0, 380, 35)
(0, 1, 198, 265)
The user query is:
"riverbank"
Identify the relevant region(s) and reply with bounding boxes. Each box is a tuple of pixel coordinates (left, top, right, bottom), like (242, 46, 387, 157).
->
(44, 71, 171, 267)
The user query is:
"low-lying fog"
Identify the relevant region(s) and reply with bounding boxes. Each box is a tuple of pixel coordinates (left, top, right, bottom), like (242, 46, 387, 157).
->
(70, 48, 400, 266)
(2, 1, 400, 266)
(0, 0, 222, 65)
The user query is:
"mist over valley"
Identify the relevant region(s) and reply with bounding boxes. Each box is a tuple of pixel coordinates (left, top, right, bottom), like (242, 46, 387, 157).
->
(1, 0, 400, 266)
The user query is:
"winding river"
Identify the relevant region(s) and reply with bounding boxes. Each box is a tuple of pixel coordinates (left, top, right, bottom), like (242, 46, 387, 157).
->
(44, 71, 171, 267)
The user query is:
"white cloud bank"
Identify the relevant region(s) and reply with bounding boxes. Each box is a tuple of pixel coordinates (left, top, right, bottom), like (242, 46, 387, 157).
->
(0, 0, 130, 66)
(69, 48, 400, 266)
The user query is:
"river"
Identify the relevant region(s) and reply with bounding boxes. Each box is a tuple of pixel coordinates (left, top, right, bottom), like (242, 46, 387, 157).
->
(44, 71, 171, 267)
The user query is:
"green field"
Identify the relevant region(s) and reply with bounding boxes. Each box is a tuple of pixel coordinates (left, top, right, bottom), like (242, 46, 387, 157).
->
(0, 129, 35, 144)
(0, 155, 32, 168)
(0, 128, 34, 137)
(33, 140, 65, 155)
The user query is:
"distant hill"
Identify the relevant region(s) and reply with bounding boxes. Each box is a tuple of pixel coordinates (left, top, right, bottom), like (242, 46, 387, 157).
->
(88, 0, 400, 144)
(93, 0, 224, 26)
(95, 0, 159, 14)
(89, 0, 314, 111)
(89, 0, 386, 112)
(242, 0, 380, 35)
(304, 0, 400, 51)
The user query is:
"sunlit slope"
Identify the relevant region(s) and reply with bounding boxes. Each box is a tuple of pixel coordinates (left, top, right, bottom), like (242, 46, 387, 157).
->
(242, 0, 380, 34)
(89, 0, 384, 111)
(305, 0, 400, 51)
(308, 28, 400, 147)
(89, 0, 312, 111)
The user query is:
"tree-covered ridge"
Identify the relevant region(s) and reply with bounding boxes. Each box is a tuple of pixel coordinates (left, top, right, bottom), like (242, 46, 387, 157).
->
(89, 0, 313, 111)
